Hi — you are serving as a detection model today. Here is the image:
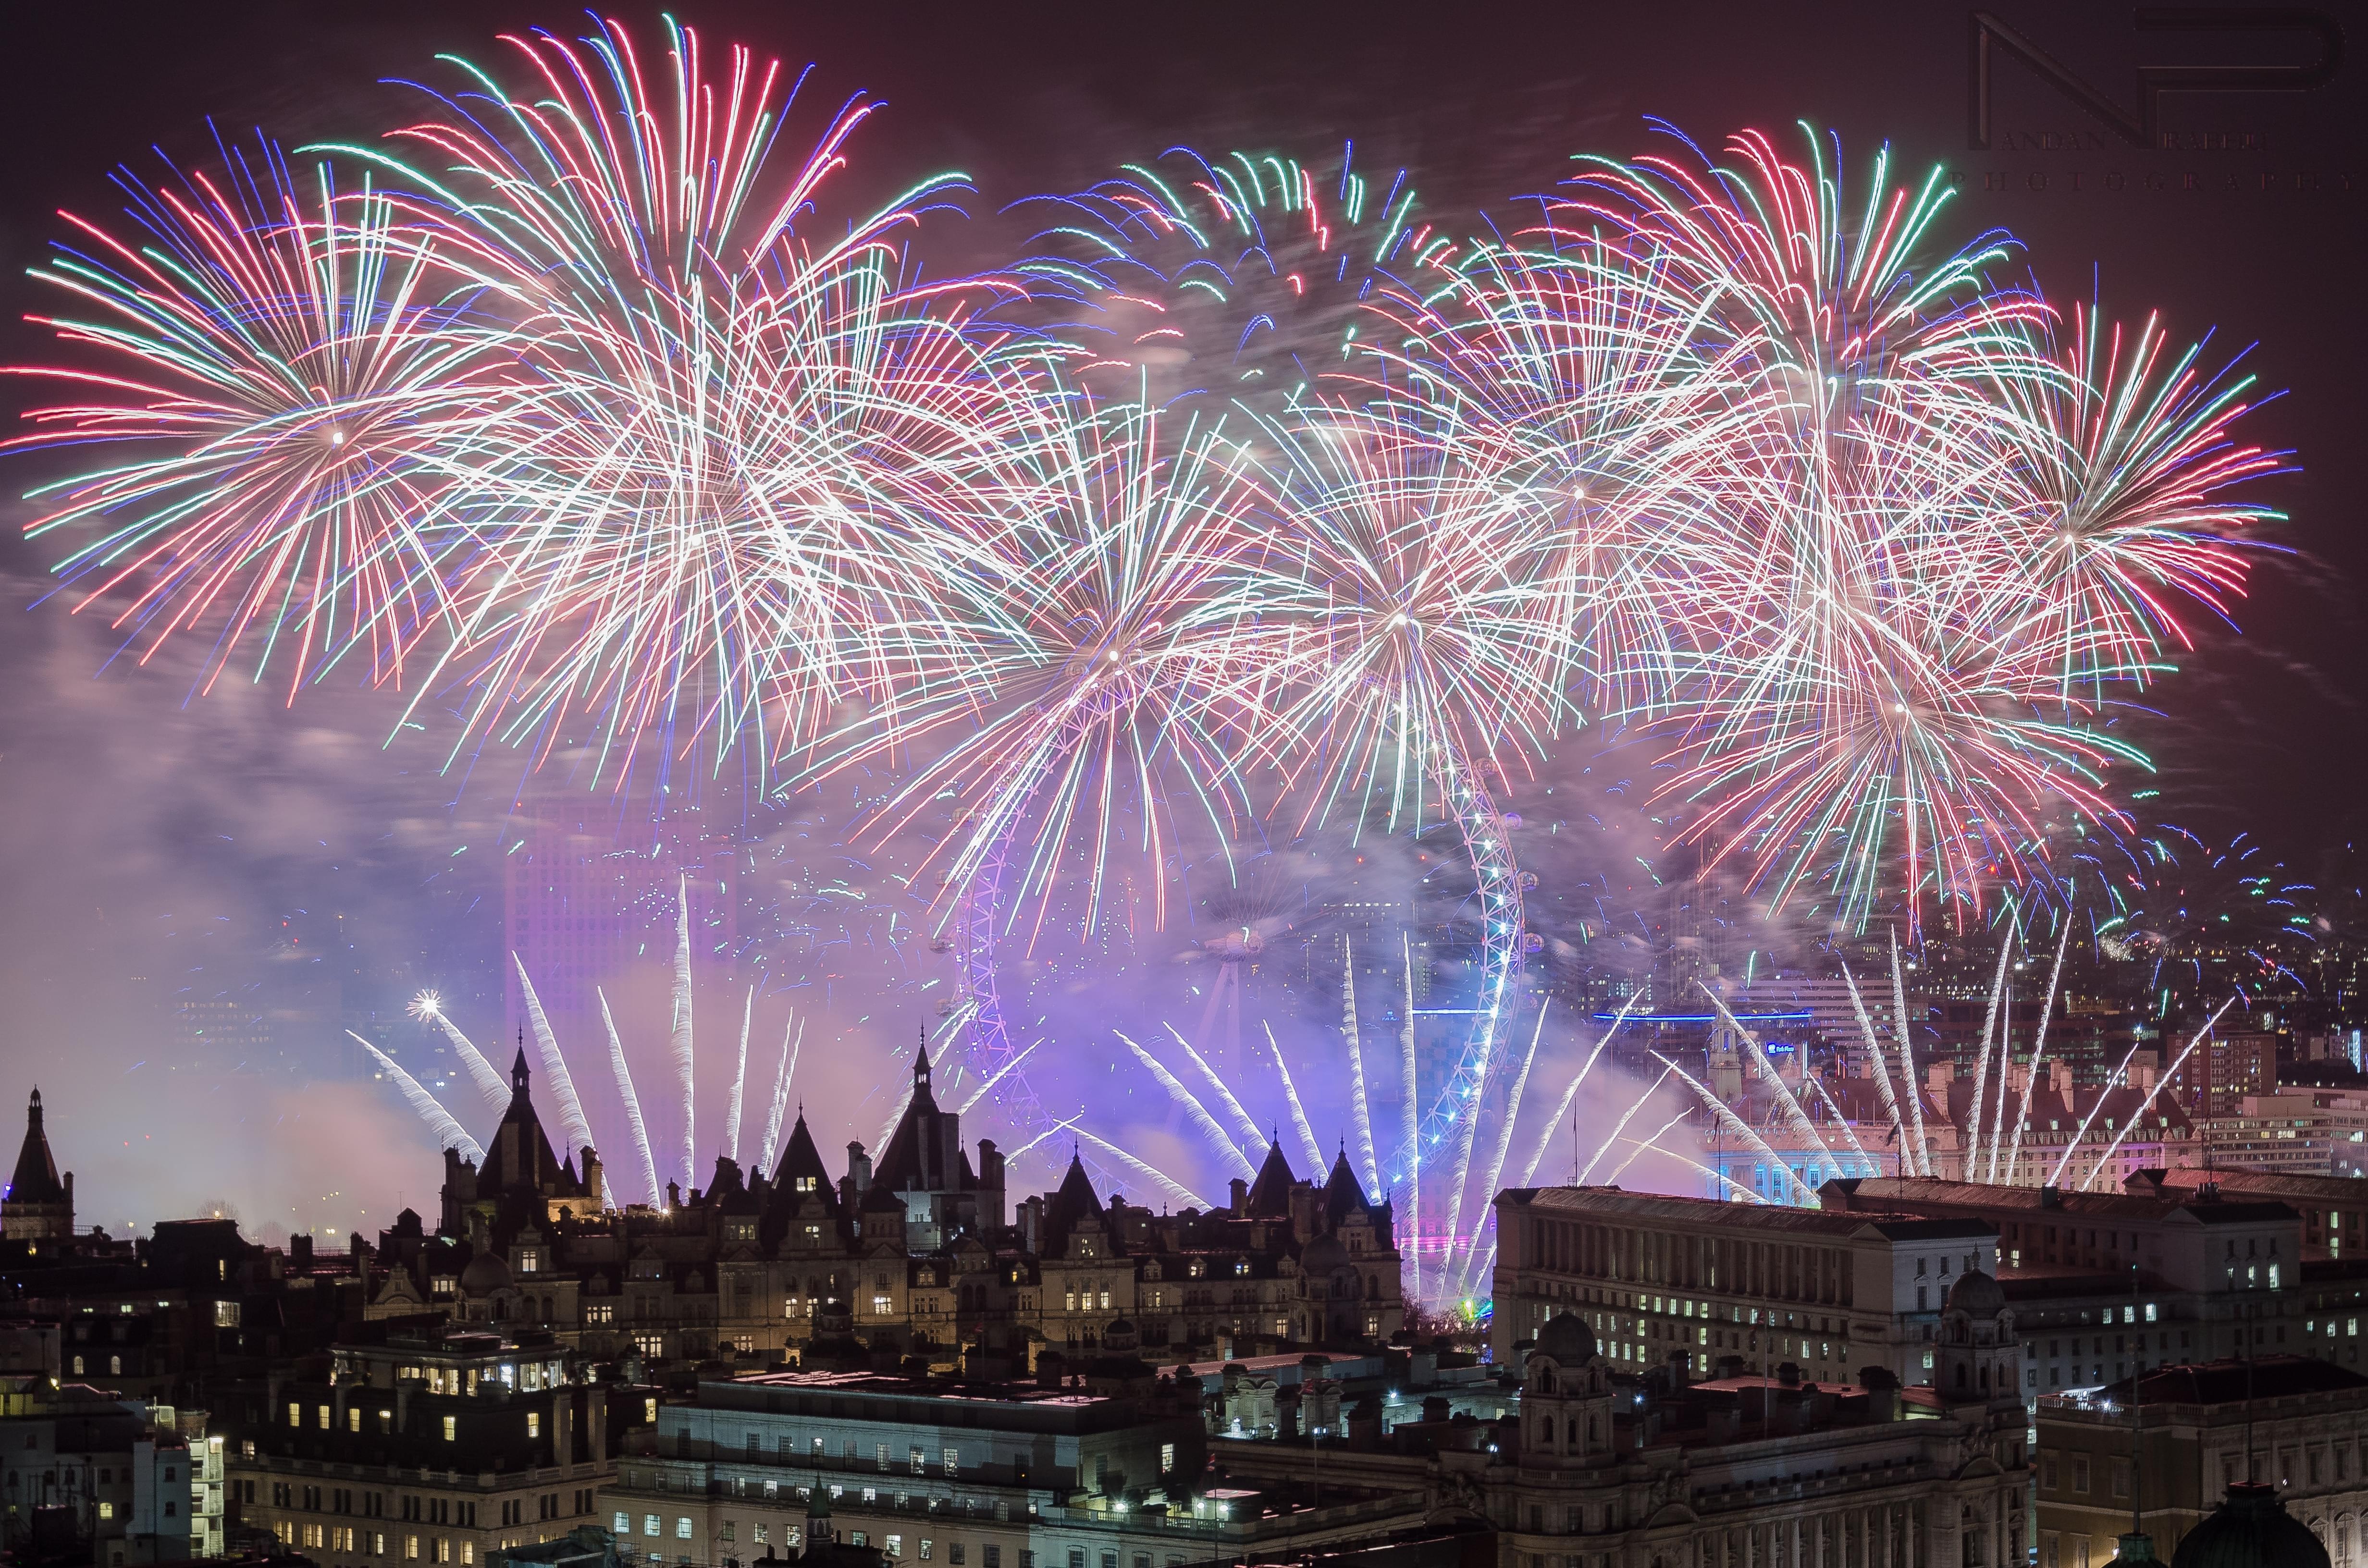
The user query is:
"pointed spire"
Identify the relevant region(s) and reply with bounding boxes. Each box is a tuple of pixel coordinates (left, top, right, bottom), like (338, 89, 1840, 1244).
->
(9, 1087, 64, 1204)
(511, 1040, 531, 1093)
(1245, 1138, 1296, 1218)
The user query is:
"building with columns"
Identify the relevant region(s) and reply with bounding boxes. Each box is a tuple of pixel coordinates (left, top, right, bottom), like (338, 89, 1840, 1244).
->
(1460, 1287, 2030, 1568)
(1487, 1186, 2000, 1390)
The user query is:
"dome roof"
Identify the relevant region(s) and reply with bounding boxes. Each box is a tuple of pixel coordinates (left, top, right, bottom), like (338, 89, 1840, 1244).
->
(2172, 1484, 2329, 1568)
(459, 1248, 512, 1295)
(1943, 1269, 2007, 1317)
(1532, 1311, 1598, 1367)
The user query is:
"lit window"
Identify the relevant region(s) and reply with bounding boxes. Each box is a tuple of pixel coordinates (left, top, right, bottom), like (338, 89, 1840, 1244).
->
(527, 1412, 541, 1438)
(349, 1409, 361, 1433)
(98, 1503, 114, 1521)
(442, 1416, 456, 1442)
(677, 1519, 693, 1540)
(615, 1515, 632, 1535)
(645, 1518, 663, 1539)
(288, 1403, 302, 1429)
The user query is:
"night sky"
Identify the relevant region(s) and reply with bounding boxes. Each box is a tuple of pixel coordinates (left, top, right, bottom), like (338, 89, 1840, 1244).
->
(0, 0, 2359, 1229)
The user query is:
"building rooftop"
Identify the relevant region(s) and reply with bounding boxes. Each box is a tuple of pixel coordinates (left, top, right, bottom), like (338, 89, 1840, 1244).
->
(728, 1369, 1113, 1406)
(1825, 1177, 2297, 1226)
(2047, 1355, 2368, 1411)
(1997, 1267, 2176, 1298)
(1174, 1351, 1376, 1381)
(2140, 1170, 2368, 1205)
(1501, 1186, 1993, 1240)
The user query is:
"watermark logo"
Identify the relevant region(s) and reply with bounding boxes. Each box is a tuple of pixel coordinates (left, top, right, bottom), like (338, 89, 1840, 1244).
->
(1968, 8, 2343, 151)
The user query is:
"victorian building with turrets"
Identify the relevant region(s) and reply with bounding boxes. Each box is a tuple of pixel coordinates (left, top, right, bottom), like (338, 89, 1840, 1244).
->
(2, 1088, 73, 1242)
(366, 1045, 1405, 1375)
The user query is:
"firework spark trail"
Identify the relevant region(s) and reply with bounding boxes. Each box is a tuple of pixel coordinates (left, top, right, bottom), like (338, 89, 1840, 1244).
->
(1004, 1118, 1076, 1163)
(330, 16, 1039, 796)
(1964, 931, 2014, 1179)
(1998, 305, 2282, 695)
(1014, 140, 1463, 425)
(1430, 765, 1525, 1281)
(955, 1042, 1037, 1117)
(1802, 1072, 1876, 1171)
(1242, 408, 1562, 1263)
(815, 399, 1272, 952)
(874, 1083, 916, 1159)
(1120, 1031, 1255, 1181)
(1518, 997, 1640, 1188)
(1574, 1064, 1676, 1185)
(724, 987, 753, 1165)
(1611, 1118, 1765, 1202)
(512, 954, 594, 1164)
(7, 139, 511, 697)
(1341, 937, 1379, 1196)
(1264, 1023, 1325, 1175)
(2048, 1029, 2164, 1188)
(761, 1017, 802, 1173)
(671, 874, 695, 1189)
(1889, 932, 1930, 1176)
(1565, 127, 2210, 929)
(2004, 921, 2073, 1185)
(352, 1032, 484, 1163)
(1071, 1126, 1208, 1212)
(1654, 1052, 1791, 1184)
(1700, 982, 1839, 1180)
(594, 986, 661, 1208)
(1840, 963, 1908, 1165)
(1166, 1022, 1262, 1155)
(872, 1035, 944, 1156)
(1399, 934, 1421, 1299)
(8, 79, 2299, 1312)
(2079, 995, 2237, 1190)
(1451, 999, 1552, 1301)
(1605, 1111, 1696, 1185)
(1985, 981, 2016, 1183)
(413, 994, 508, 1113)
